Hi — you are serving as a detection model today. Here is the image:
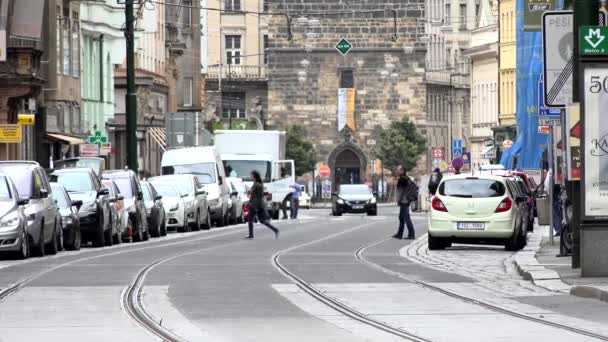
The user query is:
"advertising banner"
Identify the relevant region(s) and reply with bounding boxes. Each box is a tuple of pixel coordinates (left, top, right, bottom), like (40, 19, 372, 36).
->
(0, 125, 22, 143)
(566, 103, 581, 180)
(337, 88, 355, 132)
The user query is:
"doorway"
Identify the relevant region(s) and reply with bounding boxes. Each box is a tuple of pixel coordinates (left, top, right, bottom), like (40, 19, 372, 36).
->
(334, 149, 361, 187)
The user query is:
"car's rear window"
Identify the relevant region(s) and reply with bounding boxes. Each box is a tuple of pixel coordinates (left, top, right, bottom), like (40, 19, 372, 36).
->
(439, 179, 506, 198)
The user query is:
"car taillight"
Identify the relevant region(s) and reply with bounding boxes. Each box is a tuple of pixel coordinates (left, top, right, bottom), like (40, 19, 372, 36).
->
(495, 198, 512, 213)
(265, 193, 272, 201)
(432, 197, 448, 212)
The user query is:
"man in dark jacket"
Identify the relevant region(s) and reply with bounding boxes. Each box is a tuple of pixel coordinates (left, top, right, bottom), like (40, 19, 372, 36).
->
(428, 168, 442, 195)
(394, 165, 418, 239)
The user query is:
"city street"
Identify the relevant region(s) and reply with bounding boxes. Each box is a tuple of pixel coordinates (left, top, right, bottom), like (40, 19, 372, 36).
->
(0, 207, 607, 342)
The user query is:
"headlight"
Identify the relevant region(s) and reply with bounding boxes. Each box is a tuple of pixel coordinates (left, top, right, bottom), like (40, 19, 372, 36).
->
(82, 202, 96, 213)
(369, 197, 377, 204)
(0, 212, 20, 229)
(62, 216, 73, 226)
(209, 198, 219, 206)
(337, 199, 344, 204)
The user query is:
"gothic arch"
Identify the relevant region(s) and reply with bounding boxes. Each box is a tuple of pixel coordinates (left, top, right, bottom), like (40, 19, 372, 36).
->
(328, 141, 367, 187)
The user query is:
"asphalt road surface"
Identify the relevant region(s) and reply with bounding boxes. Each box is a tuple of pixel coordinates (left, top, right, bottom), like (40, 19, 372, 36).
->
(0, 207, 607, 342)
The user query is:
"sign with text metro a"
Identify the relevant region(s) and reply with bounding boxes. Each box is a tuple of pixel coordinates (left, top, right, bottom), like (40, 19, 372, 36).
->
(580, 26, 608, 55)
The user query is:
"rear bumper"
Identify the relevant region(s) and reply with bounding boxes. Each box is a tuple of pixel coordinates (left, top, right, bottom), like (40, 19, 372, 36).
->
(428, 213, 514, 239)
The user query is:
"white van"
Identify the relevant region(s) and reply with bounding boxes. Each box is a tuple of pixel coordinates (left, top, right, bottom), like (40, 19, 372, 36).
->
(161, 147, 231, 226)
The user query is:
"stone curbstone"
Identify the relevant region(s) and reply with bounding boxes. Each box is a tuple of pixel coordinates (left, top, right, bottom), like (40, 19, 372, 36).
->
(570, 285, 608, 303)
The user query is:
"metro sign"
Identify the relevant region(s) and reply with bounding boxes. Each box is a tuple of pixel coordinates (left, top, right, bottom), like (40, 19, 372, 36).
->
(335, 38, 352, 55)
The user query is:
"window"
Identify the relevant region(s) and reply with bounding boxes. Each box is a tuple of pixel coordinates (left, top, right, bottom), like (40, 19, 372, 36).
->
(263, 0, 269, 12)
(340, 69, 354, 88)
(225, 35, 241, 65)
(222, 92, 246, 119)
(72, 15, 79, 78)
(225, 0, 241, 11)
(56, 6, 62, 74)
(263, 35, 269, 64)
(444, 3, 451, 25)
(476, 4, 480, 18)
(459, 4, 467, 29)
(182, 0, 192, 27)
(439, 179, 506, 198)
(73, 106, 80, 133)
(183, 78, 193, 106)
(63, 9, 71, 75)
(63, 105, 71, 131)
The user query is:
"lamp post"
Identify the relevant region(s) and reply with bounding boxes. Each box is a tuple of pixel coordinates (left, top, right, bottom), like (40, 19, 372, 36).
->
(449, 73, 466, 159)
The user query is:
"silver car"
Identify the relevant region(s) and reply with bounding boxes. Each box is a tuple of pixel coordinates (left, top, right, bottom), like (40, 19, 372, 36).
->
(0, 174, 30, 259)
(149, 175, 210, 231)
(0, 161, 60, 257)
(149, 182, 185, 232)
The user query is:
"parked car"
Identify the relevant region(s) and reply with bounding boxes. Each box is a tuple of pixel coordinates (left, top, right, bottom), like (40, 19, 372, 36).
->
(103, 170, 149, 242)
(54, 157, 105, 179)
(101, 179, 127, 243)
(150, 182, 185, 232)
(226, 177, 244, 224)
(149, 175, 210, 231)
(0, 174, 31, 259)
(510, 174, 535, 232)
(510, 171, 537, 227)
(49, 168, 113, 248)
(0, 161, 61, 256)
(332, 184, 377, 216)
(428, 174, 528, 251)
(141, 181, 166, 237)
(50, 182, 83, 250)
(299, 191, 311, 210)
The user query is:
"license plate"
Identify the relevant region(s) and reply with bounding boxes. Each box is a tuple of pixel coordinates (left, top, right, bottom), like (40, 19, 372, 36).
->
(353, 205, 364, 209)
(457, 222, 485, 230)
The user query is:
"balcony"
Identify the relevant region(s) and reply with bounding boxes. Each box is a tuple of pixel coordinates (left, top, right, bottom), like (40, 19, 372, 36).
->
(206, 64, 267, 81)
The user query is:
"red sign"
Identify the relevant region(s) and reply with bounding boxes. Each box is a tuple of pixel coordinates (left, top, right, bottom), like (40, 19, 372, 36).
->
(503, 139, 514, 148)
(319, 165, 330, 177)
(538, 126, 550, 134)
(432, 147, 444, 159)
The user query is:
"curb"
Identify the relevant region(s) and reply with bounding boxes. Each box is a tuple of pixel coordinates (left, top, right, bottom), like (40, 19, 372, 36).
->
(570, 285, 608, 303)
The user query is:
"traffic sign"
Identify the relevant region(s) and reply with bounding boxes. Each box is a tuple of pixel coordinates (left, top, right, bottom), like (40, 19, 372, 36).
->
(538, 125, 551, 134)
(452, 140, 463, 157)
(87, 130, 107, 145)
(319, 164, 330, 177)
(452, 157, 464, 170)
(100, 143, 111, 156)
(503, 139, 514, 148)
(17, 114, 34, 126)
(432, 147, 444, 159)
(538, 76, 561, 119)
(79, 143, 99, 157)
(542, 11, 573, 108)
(439, 160, 448, 172)
(0, 125, 21, 143)
(335, 38, 352, 56)
(580, 26, 608, 55)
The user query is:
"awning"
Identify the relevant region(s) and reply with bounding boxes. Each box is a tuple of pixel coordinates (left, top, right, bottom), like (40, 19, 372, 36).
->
(46, 133, 85, 145)
(147, 127, 166, 152)
(481, 145, 496, 159)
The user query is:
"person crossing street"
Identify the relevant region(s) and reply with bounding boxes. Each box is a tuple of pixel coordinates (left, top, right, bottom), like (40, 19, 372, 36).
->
(289, 183, 304, 219)
(394, 165, 419, 240)
(246, 170, 280, 239)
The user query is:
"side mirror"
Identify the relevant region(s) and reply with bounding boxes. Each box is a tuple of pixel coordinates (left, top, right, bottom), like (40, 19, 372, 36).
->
(98, 188, 110, 196)
(117, 195, 124, 201)
(195, 188, 206, 196)
(17, 198, 29, 206)
(231, 191, 238, 197)
(72, 200, 83, 211)
(137, 191, 143, 200)
(40, 189, 49, 198)
(154, 195, 163, 201)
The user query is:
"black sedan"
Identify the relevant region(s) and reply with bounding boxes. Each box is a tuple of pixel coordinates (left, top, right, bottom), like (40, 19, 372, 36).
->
(332, 184, 377, 216)
(141, 181, 166, 237)
(50, 183, 83, 250)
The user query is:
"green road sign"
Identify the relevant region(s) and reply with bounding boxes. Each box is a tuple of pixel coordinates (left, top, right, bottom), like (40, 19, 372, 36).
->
(580, 26, 608, 55)
(87, 130, 108, 145)
(335, 38, 352, 55)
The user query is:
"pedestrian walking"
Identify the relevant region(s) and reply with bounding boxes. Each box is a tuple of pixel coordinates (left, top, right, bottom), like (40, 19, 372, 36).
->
(246, 170, 279, 239)
(289, 183, 304, 219)
(394, 165, 419, 240)
(427, 168, 443, 195)
(280, 167, 291, 219)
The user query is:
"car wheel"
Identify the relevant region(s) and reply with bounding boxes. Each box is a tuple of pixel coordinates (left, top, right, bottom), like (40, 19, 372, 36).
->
(505, 228, 520, 251)
(69, 228, 81, 251)
(132, 218, 143, 242)
(191, 210, 201, 231)
(34, 222, 45, 257)
(150, 219, 161, 238)
(428, 234, 445, 251)
(216, 209, 226, 227)
(527, 218, 534, 232)
(16, 228, 29, 260)
(56, 221, 64, 252)
(45, 223, 58, 255)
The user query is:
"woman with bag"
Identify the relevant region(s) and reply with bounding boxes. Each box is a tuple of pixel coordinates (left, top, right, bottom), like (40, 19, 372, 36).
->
(393, 165, 418, 240)
(246, 170, 280, 239)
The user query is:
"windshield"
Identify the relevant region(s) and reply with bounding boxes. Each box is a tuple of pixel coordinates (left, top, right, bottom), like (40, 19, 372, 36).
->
(50, 172, 94, 192)
(223, 160, 271, 182)
(153, 184, 179, 198)
(0, 177, 11, 200)
(152, 176, 193, 195)
(339, 185, 370, 195)
(439, 179, 506, 198)
(55, 159, 104, 178)
(162, 162, 216, 184)
(50, 183, 69, 208)
(142, 184, 153, 201)
(1, 167, 32, 198)
(112, 178, 134, 199)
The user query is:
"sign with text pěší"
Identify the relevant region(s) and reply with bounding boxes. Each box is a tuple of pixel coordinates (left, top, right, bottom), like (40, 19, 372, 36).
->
(542, 11, 573, 108)
(17, 114, 35, 126)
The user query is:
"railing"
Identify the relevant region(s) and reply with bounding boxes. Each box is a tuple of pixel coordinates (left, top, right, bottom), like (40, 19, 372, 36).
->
(206, 64, 267, 80)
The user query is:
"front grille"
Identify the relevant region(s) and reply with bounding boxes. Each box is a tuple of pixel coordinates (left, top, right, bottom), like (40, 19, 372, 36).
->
(1, 239, 16, 245)
(168, 218, 179, 224)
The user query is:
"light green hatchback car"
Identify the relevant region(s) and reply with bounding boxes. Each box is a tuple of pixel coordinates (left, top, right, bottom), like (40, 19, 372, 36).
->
(428, 174, 528, 251)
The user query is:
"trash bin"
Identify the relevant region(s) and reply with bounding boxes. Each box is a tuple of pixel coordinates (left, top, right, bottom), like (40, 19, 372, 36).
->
(536, 194, 551, 225)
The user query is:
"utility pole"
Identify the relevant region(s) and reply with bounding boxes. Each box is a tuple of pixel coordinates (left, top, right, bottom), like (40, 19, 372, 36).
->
(125, 0, 138, 171)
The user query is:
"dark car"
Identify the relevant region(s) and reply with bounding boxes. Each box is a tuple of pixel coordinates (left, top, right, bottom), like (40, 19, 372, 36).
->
(332, 184, 377, 216)
(49, 168, 113, 248)
(0, 161, 61, 256)
(54, 157, 105, 180)
(50, 182, 83, 250)
(101, 179, 127, 243)
(141, 181, 166, 237)
(0, 174, 30, 259)
(510, 171, 537, 229)
(103, 170, 149, 242)
(511, 175, 535, 232)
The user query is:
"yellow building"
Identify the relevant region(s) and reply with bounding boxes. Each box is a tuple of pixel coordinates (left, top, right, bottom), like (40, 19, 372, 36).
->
(498, 0, 516, 127)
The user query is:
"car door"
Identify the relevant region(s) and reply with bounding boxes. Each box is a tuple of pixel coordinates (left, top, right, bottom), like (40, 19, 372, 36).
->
(133, 175, 147, 231)
(34, 169, 53, 240)
(194, 177, 207, 218)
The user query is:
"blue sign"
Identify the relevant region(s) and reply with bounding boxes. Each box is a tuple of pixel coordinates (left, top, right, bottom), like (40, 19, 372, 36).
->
(538, 76, 561, 117)
(452, 140, 463, 157)
(452, 157, 464, 169)
(463, 152, 471, 164)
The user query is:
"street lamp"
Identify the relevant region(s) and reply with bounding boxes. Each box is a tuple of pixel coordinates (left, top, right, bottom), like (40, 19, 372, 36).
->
(449, 72, 467, 159)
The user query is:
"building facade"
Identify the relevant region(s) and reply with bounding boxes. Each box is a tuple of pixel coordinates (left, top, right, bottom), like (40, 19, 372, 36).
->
(267, 0, 427, 186)
(425, 0, 474, 168)
(204, 0, 268, 129)
(465, 0, 498, 167)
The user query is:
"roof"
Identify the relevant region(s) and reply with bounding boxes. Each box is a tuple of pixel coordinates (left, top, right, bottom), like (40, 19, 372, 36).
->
(103, 169, 135, 177)
(52, 168, 93, 174)
(441, 173, 508, 182)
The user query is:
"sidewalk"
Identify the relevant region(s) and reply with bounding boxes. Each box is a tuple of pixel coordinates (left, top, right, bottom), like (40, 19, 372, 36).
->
(513, 225, 608, 303)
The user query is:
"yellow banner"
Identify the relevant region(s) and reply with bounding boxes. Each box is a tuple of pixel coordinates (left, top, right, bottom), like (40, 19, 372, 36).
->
(0, 125, 22, 143)
(345, 88, 355, 131)
(18, 114, 35, 126)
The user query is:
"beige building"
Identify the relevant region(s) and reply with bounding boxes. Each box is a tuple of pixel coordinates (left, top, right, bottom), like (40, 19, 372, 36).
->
(204, 0, 268, 127)
(465, 0, 498, 167)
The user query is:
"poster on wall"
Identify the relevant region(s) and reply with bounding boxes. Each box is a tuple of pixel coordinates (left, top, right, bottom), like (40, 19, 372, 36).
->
(337, 88, 355, 132)
(582, 66, 608, 219)
(566, 103, 581, 181)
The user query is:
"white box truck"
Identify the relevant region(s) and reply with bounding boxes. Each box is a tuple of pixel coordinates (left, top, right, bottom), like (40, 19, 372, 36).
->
(214, 130, 295, 219)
